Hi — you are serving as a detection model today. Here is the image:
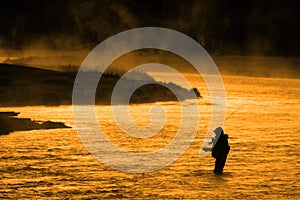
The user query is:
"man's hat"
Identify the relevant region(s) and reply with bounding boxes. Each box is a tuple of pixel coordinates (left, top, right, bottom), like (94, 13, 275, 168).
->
(214, 127, 224, 135)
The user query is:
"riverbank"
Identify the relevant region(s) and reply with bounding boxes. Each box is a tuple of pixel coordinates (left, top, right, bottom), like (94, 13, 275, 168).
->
(0, 111, 70, 135)
(0, 63, 198, 106)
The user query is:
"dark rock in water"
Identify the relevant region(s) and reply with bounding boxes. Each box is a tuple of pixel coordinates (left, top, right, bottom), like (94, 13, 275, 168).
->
(40, 121, 69, 129)
(0, 111, 71, 135)
(192, 88, 202, 98)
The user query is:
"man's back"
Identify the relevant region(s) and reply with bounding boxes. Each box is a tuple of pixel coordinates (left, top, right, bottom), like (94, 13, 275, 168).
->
(212, 134, 230, 158)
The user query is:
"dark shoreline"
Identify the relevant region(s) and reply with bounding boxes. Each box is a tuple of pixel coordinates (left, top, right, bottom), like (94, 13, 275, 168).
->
(0, 63, 199, 107)
(0, 112, 70, 135)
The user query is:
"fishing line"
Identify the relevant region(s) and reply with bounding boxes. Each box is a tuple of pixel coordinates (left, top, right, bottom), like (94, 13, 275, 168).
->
(224, 104, 244, 124)
(199, 104, 245, 156)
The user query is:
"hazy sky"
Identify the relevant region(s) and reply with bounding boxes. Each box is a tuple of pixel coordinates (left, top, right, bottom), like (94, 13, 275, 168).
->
(0, 0, 299, 56)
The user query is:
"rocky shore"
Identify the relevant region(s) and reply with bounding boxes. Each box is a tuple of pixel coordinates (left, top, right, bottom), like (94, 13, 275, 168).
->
(0, 63, 200, 106)
(0, 112, 70, 135)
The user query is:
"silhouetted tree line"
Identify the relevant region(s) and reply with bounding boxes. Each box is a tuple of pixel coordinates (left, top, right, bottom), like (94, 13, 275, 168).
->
(0, 0, 299, 56)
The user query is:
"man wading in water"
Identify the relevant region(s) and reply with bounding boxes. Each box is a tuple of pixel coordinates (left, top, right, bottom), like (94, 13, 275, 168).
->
(211, 127, 230, 175)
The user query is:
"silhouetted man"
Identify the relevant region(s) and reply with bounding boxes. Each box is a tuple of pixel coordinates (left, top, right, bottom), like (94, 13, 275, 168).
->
(212, 127, 230, 175)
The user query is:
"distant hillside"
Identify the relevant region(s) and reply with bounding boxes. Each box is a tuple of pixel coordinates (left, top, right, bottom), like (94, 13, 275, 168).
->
(0, 1, 299, 56)
(0, 63, 198, 106)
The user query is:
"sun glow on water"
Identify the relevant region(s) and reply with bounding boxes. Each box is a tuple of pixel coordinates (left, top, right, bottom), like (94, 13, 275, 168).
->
(0, 74, 299, 198)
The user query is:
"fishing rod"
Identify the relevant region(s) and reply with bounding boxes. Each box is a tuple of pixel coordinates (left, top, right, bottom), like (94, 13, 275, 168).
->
(199, 104, 244, 156)
(224, 104, 244, 124)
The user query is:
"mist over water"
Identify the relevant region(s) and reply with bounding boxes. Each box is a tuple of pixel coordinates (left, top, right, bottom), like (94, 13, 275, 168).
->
(1, 49, 299, 79)
(0, 74, 299, 199)
(0, 1, 299, 198)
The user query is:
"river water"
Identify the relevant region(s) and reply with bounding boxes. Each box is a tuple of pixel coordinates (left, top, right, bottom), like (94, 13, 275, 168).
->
(0, 74, 299, 199)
